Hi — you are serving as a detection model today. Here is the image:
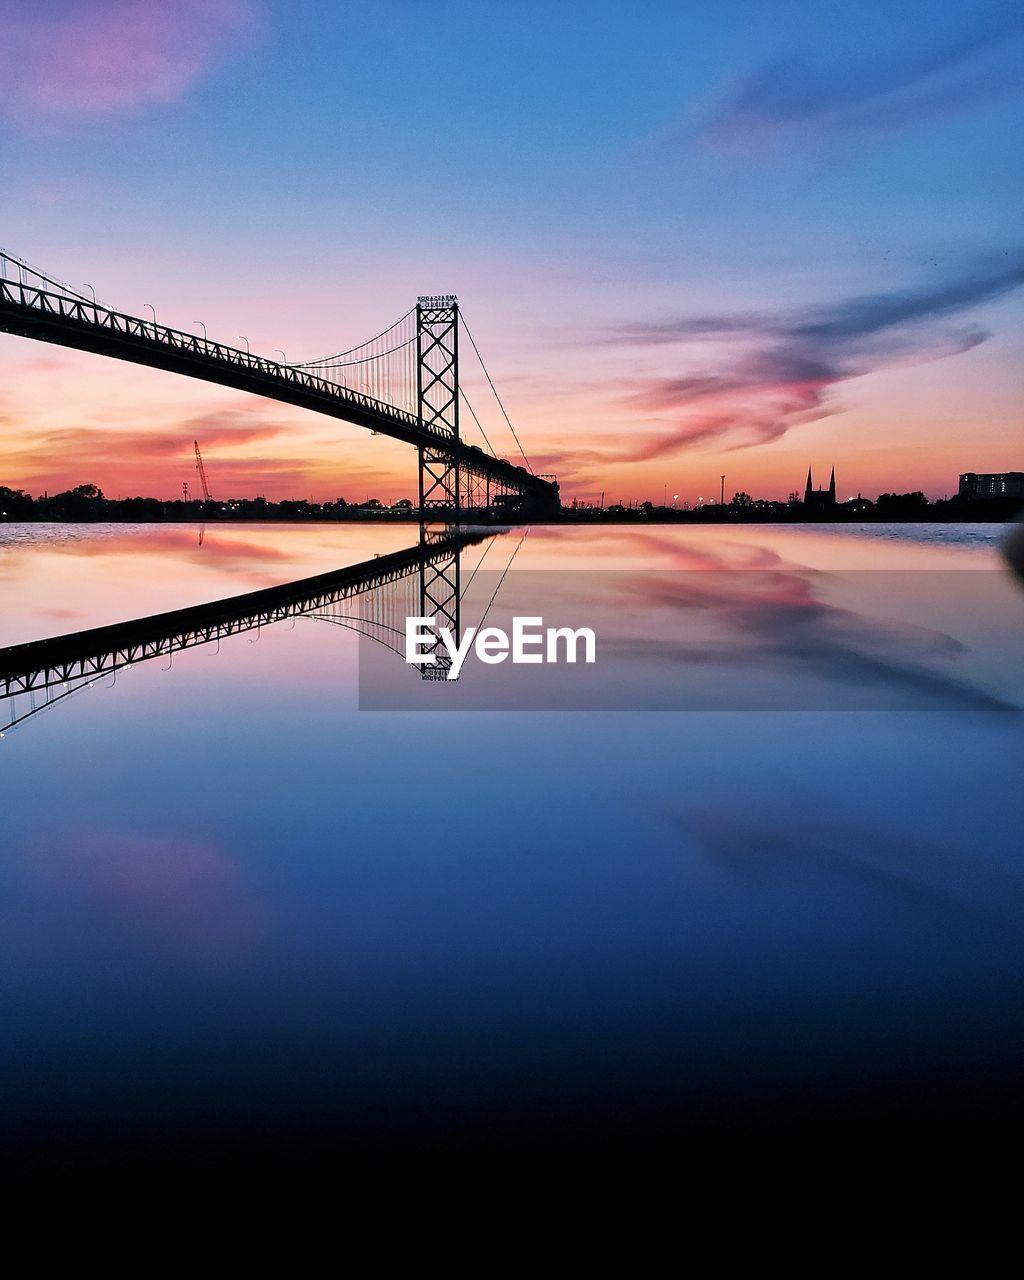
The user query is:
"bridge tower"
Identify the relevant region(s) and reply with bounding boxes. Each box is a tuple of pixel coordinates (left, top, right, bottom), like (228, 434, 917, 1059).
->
(416, 295, 460, 516)
(415, 297, 463, 675)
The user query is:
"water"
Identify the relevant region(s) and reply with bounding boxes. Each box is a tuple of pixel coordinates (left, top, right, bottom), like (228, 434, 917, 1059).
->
(1, 521, 1022, 1173)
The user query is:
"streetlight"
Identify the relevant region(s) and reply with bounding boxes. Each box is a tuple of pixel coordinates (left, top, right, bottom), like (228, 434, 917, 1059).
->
(720, 475, 725, 506)
(274, 349, 288, 364)
(143, 303, 156, 325)
(82, 283, 96, 305)
(193, 320, 207, 341)
(237, 334, 250, 354)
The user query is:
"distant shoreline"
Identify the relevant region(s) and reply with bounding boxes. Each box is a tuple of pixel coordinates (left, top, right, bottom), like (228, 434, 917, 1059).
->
(4, 484, 1021, 526)
(2, 509, 1020, 526)
(11, 497, 1019, 524)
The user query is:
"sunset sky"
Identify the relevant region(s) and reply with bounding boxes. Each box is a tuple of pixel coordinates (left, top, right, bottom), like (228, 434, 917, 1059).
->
(1, 0, 1021, 505)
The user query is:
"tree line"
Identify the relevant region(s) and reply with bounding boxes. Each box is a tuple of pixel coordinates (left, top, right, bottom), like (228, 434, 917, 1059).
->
(0, 482, 1018, 523)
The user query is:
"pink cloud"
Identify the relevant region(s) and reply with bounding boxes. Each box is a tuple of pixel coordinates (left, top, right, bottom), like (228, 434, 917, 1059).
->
(614, 366, 837, 459)
(21, 527, 299, 569)
(1, 1, 260, 117)
(529, 363, 835, 473)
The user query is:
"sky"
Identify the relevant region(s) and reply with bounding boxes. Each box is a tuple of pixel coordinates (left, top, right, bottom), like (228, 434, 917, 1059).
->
(0, 0, 1021, 505)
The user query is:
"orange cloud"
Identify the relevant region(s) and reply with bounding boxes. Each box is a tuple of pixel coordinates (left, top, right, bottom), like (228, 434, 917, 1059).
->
(3, 402, 288, 488)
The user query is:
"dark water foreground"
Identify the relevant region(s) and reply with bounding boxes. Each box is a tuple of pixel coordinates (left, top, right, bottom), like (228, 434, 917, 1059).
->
(1, 522, 1022, 1185)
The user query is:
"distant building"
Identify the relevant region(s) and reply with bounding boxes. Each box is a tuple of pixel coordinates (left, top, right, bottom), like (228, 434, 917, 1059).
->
(958, 472, 1024, 500)
(804, 466, 837, 512)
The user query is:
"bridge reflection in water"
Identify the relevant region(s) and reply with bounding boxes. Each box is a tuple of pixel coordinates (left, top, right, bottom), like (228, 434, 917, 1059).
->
(0, 525, 512, 737)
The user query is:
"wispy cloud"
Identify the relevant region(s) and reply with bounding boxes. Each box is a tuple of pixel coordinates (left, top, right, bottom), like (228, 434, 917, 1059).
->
(702, 11, 1024, 146)
(11, 403, 287, 471)
(2, 396, 419, 500)
(582, 256, 1024, 462)
(3, 400, 289, 492)
(626, 260, 1024, 346)
(0, 0, 260, 118)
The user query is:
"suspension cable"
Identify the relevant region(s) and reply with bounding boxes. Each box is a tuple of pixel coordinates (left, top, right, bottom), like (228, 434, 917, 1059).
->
(460, 534, 498, 600)
(314, 332, 417, 368)
(459, 311, 533, 472)
(459, 388, 497, 456)
(475, 532, 528, 634)
(293, 306, 417, 367)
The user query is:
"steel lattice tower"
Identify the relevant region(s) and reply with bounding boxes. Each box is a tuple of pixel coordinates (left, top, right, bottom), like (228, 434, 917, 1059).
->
(416, 296, 460, 514)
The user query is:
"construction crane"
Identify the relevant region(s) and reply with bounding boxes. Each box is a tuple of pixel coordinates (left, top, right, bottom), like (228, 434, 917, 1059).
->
(194, 440, 212, 503)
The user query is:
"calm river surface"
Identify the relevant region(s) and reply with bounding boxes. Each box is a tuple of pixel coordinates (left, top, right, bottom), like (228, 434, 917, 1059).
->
(1, 521, 1022, 1171)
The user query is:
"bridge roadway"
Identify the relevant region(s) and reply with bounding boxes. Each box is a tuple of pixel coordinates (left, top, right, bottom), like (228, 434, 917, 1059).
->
(0, 277, 557, 505)
(0, 527, 490, 697)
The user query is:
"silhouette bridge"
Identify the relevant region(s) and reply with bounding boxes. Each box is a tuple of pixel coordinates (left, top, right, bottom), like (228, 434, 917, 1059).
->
(0, 250, 558, 517)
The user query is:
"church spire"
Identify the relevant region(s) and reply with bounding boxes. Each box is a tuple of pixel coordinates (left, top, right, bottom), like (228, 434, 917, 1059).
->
(805, 467, 813, 502)
(829, 466, 836, 499)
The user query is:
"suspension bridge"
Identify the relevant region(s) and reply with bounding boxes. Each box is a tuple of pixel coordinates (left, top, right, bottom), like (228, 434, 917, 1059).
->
(0, 249, 559, 516)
